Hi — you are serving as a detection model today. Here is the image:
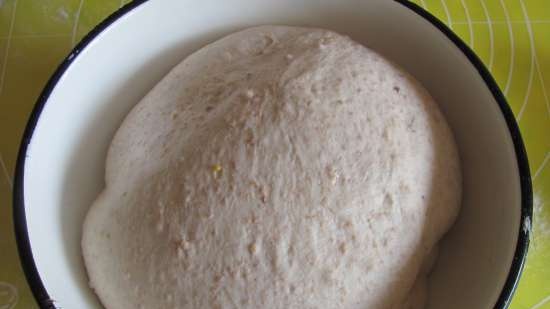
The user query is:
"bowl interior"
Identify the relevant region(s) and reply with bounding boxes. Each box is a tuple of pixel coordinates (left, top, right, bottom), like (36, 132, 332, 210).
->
(21, 0, 523, 308)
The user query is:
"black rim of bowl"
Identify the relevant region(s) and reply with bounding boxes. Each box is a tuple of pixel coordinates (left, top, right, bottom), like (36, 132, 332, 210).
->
(12, 1, 532, 308)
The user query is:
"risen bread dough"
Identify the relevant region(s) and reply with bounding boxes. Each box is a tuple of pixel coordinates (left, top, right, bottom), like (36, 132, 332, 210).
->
(82, 26, 461, 309)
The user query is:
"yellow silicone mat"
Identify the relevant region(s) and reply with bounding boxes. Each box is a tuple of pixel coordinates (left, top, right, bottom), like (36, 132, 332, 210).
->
(0, 1, 548, 308)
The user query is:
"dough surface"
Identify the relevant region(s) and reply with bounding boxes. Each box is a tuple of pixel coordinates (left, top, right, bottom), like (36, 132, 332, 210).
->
(82, 25, 461, 309)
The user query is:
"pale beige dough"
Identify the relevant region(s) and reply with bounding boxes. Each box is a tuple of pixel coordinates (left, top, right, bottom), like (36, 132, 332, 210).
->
(82, 25, 461, 309)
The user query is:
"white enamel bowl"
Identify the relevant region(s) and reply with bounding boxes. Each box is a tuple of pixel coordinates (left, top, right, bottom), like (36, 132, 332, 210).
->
(13, 1, 531, 308)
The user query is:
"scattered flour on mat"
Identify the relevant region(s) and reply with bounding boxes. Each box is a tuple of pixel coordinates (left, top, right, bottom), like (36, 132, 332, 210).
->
(533, 192, 550, 237)
(533, 192, 550, 249)
(56, 6, 69, 21)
